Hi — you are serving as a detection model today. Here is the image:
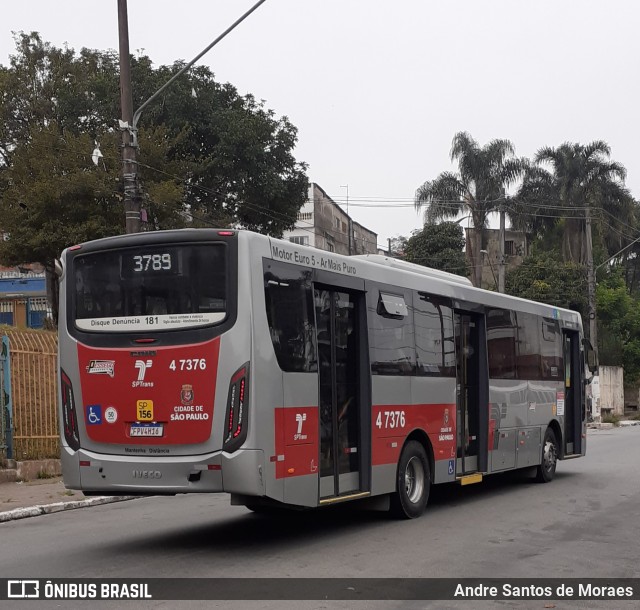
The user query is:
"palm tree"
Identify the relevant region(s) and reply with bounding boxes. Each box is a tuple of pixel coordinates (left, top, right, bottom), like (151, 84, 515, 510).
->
(513, 141, 631, 264)
(415, 132, 525, 287)
(513, 141, 632, 350)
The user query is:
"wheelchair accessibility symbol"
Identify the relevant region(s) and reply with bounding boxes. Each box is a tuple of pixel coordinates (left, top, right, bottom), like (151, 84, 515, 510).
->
(86, 404, 102, 425)
(448, 459, 455, 476)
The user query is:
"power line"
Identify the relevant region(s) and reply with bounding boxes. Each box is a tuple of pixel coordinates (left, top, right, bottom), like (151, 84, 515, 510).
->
(6, 138, 640, 258)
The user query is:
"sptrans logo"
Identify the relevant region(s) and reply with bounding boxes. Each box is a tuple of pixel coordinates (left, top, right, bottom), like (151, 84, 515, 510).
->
(294, 413, 307, 441)
(133, 359, 153, 388)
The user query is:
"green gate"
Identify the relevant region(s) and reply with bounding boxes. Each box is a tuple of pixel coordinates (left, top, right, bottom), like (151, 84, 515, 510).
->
(0, 336, 13, 459)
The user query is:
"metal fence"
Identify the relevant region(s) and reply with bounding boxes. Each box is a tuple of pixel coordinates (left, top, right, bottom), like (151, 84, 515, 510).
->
(3, 329, 59, 459)
(0, 336, 11, 460)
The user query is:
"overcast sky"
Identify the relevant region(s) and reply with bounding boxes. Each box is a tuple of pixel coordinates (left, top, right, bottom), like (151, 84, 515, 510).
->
(2, 0, 638, 248)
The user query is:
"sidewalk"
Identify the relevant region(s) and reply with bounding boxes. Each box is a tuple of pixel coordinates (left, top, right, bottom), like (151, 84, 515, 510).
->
(0, 476, 135, 523)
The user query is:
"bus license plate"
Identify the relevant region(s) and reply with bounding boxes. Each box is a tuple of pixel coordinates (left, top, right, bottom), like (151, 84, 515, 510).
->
(130, 424, 163, 437)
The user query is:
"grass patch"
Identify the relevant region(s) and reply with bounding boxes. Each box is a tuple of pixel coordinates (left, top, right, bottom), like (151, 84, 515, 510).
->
(36, 470, 56, 480)
(601, 412, 621, 425)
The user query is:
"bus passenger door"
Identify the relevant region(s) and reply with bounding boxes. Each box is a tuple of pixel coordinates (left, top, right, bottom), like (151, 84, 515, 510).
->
(454, 310, 489, 475)
(563, 330, 582, 456)
(315, 286, 368, 500)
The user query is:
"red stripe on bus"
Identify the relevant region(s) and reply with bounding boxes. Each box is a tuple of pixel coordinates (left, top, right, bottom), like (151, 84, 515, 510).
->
(272, 402, 499, 474)
(371, 403, 457, 466)
(274, 407, 319, 479)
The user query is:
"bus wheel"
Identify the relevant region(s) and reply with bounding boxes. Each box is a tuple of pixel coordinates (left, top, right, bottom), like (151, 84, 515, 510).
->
(536, 428, 558, 483)
(390, 441, 430, 519)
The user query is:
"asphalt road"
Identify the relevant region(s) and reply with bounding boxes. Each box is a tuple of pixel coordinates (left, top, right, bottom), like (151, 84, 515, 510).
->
(1, 426, 639, 609)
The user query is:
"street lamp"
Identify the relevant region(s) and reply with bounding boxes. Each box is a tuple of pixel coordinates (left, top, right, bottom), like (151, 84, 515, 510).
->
(118, 0, 270, 233)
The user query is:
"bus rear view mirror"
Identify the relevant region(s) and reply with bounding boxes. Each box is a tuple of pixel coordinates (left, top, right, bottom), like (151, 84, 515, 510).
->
(582, 338, 598, 373)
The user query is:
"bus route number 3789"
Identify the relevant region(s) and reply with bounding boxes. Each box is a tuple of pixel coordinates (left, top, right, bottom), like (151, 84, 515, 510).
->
(376, 410, 406, 429)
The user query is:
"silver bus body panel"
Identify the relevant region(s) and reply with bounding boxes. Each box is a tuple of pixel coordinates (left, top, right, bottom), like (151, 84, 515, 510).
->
(58, 229, 587, 507)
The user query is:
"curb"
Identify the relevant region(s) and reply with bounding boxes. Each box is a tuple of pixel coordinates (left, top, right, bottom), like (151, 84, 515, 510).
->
(0, 496, 137, 523)
(588, 421, 640, 430)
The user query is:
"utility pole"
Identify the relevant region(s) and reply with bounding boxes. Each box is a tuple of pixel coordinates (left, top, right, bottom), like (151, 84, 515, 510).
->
(118, 0, 140, 234)
(585, 204, 598, 359)
(341, 184, 351, 255)
(117, 0, 269, 234)
(498, 205, 506, 293)
(388, 237, 392, 257)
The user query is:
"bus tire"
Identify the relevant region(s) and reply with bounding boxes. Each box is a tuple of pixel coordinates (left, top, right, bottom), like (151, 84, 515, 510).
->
(536, 428, 558, 483)
(390, 440, 430, 519)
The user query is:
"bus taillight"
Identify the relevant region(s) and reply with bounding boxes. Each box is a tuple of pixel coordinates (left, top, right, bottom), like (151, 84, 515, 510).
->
(60, 369, 80, 451)
(223, 363, 250, 453)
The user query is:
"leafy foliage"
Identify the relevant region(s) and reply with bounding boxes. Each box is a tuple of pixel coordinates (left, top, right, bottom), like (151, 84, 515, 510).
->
(415, 132, 526, 286)
(596, 271, 640, 383)
(0, 32, 309, 258)
(388, 235, 408, 257)
(403, 222, 468, 277)
(130, 60, 309, 234)
(512, 141, 633, 264)
(505, 252, 587, 316)
(0, 126, 123, 267)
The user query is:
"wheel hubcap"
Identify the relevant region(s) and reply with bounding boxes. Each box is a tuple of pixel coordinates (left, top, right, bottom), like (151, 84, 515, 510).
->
(404, 456, 425, 503)
(543, 440, 557, 471)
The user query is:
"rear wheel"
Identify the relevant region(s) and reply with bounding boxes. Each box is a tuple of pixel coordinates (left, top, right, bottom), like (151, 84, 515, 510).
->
(390, 440, 430, 519)
(536, 428, 558, 483)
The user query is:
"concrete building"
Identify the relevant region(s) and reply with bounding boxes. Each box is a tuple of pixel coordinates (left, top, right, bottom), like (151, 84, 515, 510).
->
(283, 183, 378, 256)
(0, 264, 50, 328)
(465, 227, 530, 290)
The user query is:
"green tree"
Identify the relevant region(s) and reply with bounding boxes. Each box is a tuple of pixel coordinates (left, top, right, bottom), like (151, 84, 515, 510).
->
(403, 222, 468, 277)
(513, 141, 633, 264)
(505, 252, 587, 316)
(0, 125, 126, 321)
(1, 33, 309, 236)
(415, 132, 525, 287)
(130, 58, 309, 234)
(596, 271, 640, 383)
(388, 235, 408, 257)
(0, 33, 309, 322)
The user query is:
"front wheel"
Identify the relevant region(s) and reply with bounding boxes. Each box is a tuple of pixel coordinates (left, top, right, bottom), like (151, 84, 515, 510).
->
(390, 440, 431, 519)
(536, 428, 558, 483)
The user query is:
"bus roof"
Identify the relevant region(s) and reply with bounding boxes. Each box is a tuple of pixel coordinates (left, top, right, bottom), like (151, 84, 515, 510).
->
(352, 254, 473, 286)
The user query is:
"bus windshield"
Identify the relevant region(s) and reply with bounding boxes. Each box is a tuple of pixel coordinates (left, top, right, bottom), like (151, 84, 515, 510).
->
(72, 243, 227, 332)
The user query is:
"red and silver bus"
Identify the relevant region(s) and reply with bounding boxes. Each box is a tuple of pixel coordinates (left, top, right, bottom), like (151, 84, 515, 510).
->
(58, 228, 589, 518)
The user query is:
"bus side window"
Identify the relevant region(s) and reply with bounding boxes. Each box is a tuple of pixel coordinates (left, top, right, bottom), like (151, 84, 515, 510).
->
(414, 292, 455, 377)
(486, 308, 517, 379)
(263, 262, 317, 373)
(541, 318, 563, 380)
(368, 288, 415, 376)
(516, 312, 542, 380)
